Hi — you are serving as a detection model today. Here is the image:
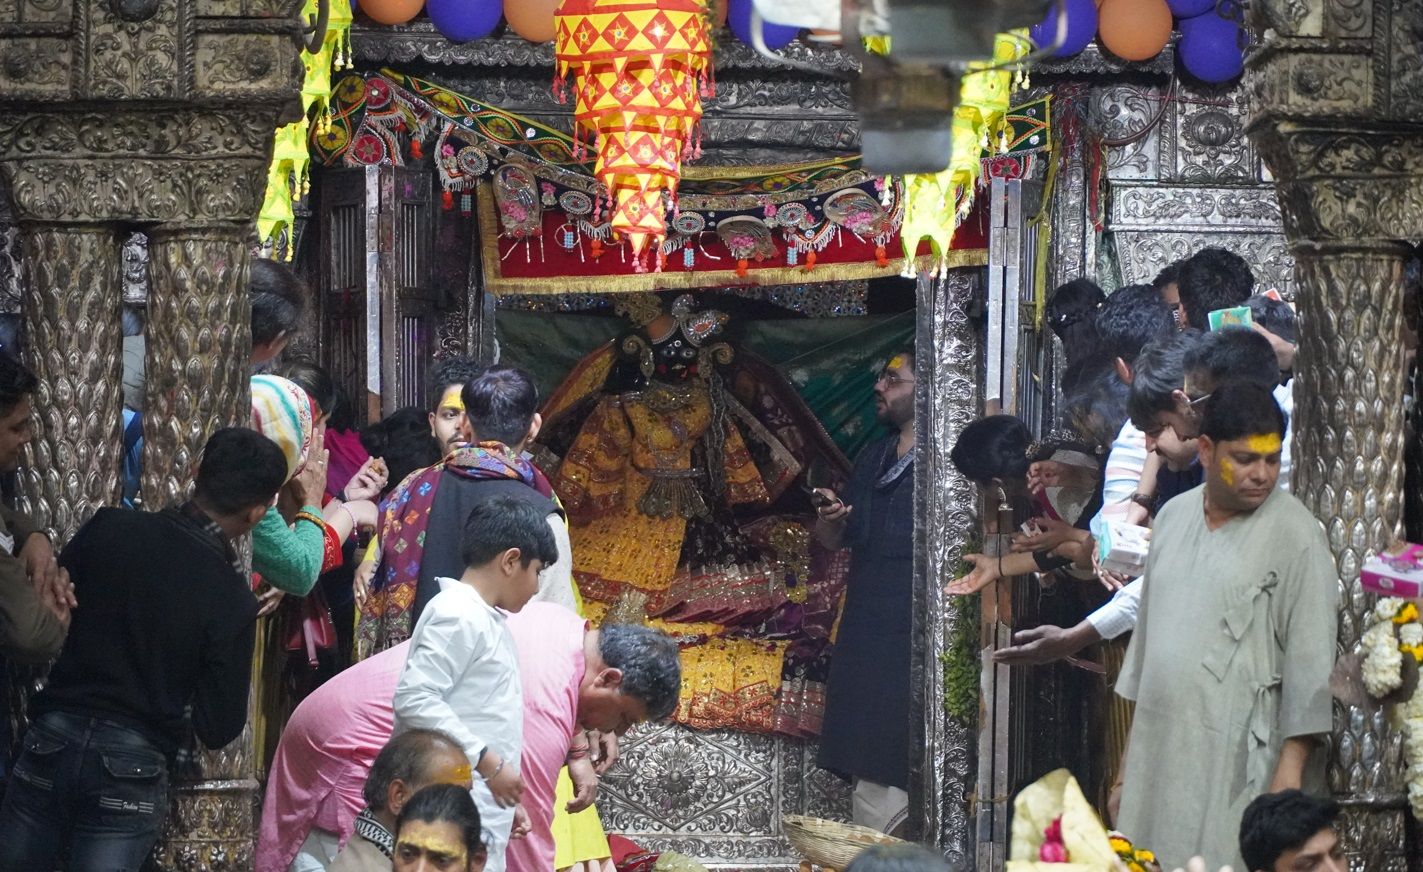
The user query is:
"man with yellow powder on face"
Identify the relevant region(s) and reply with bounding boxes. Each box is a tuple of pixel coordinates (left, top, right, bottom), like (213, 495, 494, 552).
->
(1113, 381, 1337, 871)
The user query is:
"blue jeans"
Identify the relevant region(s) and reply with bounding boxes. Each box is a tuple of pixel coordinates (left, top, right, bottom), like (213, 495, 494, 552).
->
(0, 711, 169, 871)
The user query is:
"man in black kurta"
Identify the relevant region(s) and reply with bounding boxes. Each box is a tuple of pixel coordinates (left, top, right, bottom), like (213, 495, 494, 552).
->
(813, 348, 916, 834)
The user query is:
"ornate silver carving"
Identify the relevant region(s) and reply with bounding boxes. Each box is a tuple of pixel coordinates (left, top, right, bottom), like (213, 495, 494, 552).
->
(1107, 186, 1296, 295)
(911, 268, 979, 862)
(0, 191, 19, 314)
(1161, 81, 1259, 184)
(1092, 85, 1163, 181)
(120, 231, 149, 305)
(1248, 48, 1374, 119)
(0, 37, 73, 100)
(1048, 89, 1094, 290)
(1109, 185, 1284, 228)
(350, 24, 860, 74)
(1386, 0, 1423, 117)
(1114, 231, 1296, 296)
(1291, 244, 1411, 871)
(1248, 7, 1423, 860)
(140, 226, 254, 509)
(596, 724, 850, 866)
(85, 0, 180, 99)
(15, 224, 125, 540)
(1030, 42, 1176, 78)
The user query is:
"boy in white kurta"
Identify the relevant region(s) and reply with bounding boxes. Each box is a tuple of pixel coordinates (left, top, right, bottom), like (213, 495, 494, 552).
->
(1116, 383, 1337, 871)
(394, 496, 559, 872)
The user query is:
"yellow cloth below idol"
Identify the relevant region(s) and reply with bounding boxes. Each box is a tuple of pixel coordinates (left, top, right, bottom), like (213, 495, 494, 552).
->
(553, 767, 613, 870)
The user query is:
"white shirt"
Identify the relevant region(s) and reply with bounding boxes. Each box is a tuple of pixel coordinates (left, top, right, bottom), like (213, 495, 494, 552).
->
(393, 578, 521, 871)
(1086, 389, 1297, 641)
(538, 515, 578, 611)
(1090, 421, 1148, 538)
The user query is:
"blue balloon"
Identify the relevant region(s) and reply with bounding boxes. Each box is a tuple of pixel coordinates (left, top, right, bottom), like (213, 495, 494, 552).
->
(1178, 11, 1244, 82)
(1167, 0, 1216, 17)
(427, 0, 501, 43)
(728, 0, 798, 50)
(1029, 0, 1098, 58)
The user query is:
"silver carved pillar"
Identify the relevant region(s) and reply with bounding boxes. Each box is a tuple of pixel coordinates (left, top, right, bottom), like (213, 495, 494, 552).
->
(16, 223, 124, 540)
(1291, 243, 1412, 867)
(1246, 0, 1423, 861)
(140, 225, 254, 507)
(910, 268, 980, 863)
(142, 224, 260, 871)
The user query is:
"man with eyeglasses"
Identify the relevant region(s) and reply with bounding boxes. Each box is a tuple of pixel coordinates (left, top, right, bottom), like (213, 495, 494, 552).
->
(811, 346, 917, 835)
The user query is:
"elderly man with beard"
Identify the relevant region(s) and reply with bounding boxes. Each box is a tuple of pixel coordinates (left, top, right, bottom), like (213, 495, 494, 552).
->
(810, 346, 917, 835)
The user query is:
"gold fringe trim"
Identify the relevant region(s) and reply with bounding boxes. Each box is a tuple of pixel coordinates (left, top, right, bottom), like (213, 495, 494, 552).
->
(477, 184, 987, 296)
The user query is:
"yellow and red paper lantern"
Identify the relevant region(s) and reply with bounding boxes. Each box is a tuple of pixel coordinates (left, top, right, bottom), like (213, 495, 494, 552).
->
(555, 0, 713, 267)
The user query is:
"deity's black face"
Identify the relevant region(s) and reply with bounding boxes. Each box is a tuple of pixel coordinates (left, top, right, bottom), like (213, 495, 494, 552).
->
(652, 329, 700, 382)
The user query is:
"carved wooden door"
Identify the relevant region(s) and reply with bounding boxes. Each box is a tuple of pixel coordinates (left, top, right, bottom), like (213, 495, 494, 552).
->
(320, 165, 437, 422)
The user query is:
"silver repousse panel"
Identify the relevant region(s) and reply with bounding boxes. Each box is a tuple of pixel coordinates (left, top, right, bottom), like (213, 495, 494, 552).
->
(597, 725, 851, 868)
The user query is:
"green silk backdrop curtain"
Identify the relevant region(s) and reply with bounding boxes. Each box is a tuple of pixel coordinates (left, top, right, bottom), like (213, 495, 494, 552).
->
(494, 309, 915, 460)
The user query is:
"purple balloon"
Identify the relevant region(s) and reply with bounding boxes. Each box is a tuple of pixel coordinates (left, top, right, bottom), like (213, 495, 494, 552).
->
(728, 0, 799, 50)
(1178, 11, 1244, 82)
(427, 0, 501, 43)
(1029, 0, 1098, 58)
(1167, 0, 1216, 17)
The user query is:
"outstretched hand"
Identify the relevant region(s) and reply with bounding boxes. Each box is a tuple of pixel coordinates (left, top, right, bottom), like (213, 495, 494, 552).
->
(945, 553, 1000, 596)
(993, 625, 1085, 666)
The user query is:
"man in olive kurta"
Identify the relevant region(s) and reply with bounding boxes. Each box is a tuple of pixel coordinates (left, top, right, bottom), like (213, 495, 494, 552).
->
(1116, 382, 1337, 871)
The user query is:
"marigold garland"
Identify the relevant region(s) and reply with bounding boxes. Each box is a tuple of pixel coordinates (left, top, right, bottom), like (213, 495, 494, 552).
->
(1360, 596, 1423, 820)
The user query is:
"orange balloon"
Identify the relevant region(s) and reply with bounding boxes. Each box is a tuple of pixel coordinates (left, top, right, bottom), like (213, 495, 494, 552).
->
(357, 0, 425, 25)
(1097, 0, 1171, 61)
(505, 0, 559, 42)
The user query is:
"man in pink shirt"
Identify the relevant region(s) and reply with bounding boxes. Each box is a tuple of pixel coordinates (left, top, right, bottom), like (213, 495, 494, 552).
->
(257, 604, 680, 872)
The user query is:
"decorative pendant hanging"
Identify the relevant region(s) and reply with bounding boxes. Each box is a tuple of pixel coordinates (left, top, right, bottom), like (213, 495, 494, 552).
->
(899, 30, 1029, 277)
(258, 0, 354, 253)
(555, 0, 713, 269)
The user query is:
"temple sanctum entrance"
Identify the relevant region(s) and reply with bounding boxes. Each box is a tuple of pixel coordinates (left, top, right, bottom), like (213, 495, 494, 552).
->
(0, 0, 1420, 869)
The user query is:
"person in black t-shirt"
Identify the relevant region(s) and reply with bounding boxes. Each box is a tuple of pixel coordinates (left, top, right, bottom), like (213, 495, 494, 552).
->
(0, 427, 287, 871)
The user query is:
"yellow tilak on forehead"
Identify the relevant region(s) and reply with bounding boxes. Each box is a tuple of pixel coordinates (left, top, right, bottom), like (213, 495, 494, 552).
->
(440, 385, 465, 412)
(438, 763, 473, 783)
(397, 832, 467, 863)
(1245, 432, 1282, 454)
(887, 355, 906, 371)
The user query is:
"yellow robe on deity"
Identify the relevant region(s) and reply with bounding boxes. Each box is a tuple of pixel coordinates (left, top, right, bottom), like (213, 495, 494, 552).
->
(553, 378, 794, 733)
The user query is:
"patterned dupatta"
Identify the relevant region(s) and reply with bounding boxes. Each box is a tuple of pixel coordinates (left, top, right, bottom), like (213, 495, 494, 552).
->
(356, 442, 552, 658)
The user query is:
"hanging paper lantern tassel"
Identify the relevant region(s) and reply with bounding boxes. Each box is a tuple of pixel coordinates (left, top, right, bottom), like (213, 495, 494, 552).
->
(805, 250, 817, 271)
(591, 238, 605, 259)
(875, 244, 889, 268)
(736, 258, 749, 277)
(410, 138, 424, 160)
(442, 190, 454, 211)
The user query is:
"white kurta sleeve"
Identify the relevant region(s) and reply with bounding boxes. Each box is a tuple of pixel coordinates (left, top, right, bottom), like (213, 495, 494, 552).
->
(393, 599, 494, 763)
(1087, 577, 1144, 640)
